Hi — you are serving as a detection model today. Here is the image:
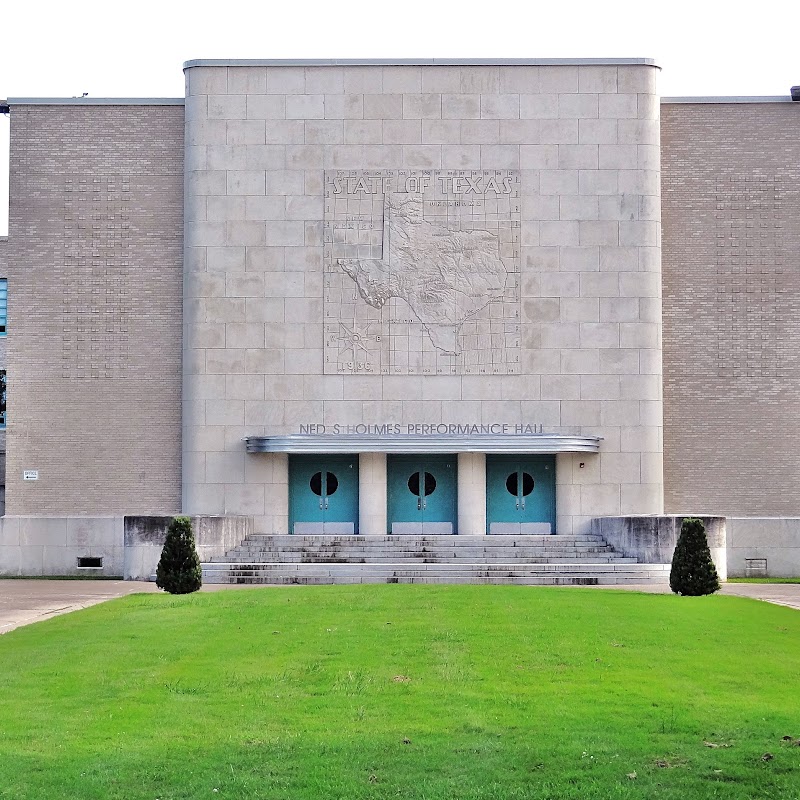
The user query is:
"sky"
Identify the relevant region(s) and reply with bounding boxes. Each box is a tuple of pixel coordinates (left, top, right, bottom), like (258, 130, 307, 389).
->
(1, 0, 799, 234)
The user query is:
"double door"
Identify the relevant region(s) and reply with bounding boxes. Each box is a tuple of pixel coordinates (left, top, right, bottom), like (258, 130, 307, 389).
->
(288, 455, 359, 534)
(387, 455, 457, 534)
(486, 455, 556, 534)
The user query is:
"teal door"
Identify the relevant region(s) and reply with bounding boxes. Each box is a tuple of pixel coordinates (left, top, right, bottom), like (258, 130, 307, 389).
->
(387, 455, 457, 534)
(486, 455, 556, 534)
(289, 455, 359, 534)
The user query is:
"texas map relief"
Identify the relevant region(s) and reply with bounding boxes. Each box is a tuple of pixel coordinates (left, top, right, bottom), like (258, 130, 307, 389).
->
(323, 170, 521, 375)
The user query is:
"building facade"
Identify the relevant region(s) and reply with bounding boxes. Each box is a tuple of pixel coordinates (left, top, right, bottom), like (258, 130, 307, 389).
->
(0, 59, 798, 574)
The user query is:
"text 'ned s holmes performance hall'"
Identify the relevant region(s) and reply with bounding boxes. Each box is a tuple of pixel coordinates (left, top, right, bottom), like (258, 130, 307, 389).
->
(0, 58, 798, 585)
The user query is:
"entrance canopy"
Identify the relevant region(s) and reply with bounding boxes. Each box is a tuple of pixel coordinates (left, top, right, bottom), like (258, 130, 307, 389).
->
(245, 434, 601, 455)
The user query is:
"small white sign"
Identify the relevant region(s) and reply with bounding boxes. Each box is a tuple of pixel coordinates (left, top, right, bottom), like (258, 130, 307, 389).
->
(23, 470, 39, 481)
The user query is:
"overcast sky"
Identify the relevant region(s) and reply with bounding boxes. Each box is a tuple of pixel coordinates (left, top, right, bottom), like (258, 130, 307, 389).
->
(1, 0, 798, 235)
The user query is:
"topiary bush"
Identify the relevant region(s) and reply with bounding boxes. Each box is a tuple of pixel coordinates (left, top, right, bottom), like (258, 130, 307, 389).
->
(156, 516, 202, 594)
(669, 517, 720, 596)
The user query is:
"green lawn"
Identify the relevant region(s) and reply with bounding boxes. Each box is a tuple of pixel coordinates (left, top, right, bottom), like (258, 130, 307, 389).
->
(1, 586, 799, 799)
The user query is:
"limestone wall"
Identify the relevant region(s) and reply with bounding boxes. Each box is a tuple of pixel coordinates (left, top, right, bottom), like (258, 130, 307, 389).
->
(182, 60, 664, 535)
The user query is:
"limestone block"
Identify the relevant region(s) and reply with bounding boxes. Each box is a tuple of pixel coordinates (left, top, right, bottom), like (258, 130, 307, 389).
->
(284, 348, 322, 375)
(639, 400, 663, 427)
(420, 377, 462, 401)
(480, 94, 520, 119)
(620, 425, 661, 453)
(618, 169, 659, 196)
(519, 94, 558, 119)
(421, 67, 461, 93)
(183, 400, 206, 426)
(580, 483, 621, 516)
(578, 119, 618, 145)
(226, 171, 265, 196)
(597, 145, 638, 171)
(581, 273, 620, 298)
(599, 349, 640, 376)
(598, 93, 638, 119)
(20, 517, 68, 547)
(226, 221, 266, 247)
(580, 374, 621, 400)
(619, 322, 658, 349)
(499, 66, 540, 93)
(226, 67, 267, 94)
(499, 119, 541, 144)
(459, 67, 499, 94)
(561, 349, 600, 375)
(481, 145, 519, 169)
(225, 323, 265, 350)
(520, 145, 557, 170)
(559, 401, 599, 427)
(264, 120, 305, 145)
(442, 146, 481, 169)
(619, 220, 658, 248)
(227, 120, 266, 145)
(305, 66, 344, 94)
(224, 484, 266, 516)
(383, 120, 422, 144)
(619, 484, 663, 515)
(580, 322, 619, 349)
(539, 67, 578, 93)
(344, 120, 382, 144)
(183, 451, 206, 484)
(247, 95, 285, 120)
(187, 221, 225, 247)
(363, 94, 403, 119)
(361, 400, 403, 419)
(183, 483, 225, 515)
(206, 349, 246, 375)
(524, 297, 560, 324)
(246, 349, 285, 375)
(187, 120, 228, 147)
(403, 401, 441, 423)
(637, 94, 659, 120)
(539, 221, 578, 247)
(519, 400, 560, 426)
(244, 400, 285, 426)
(404, 94, 443, 120)
(640, 452, 663, 485)
(186, 374, 226, 400)
(283, 95, 323, 120)
(341, 376, 382, 401)
(299, 120, 340, 145)
(18, 546, 45, 574)
(539, 170, 578, 195)
(617, 66, 657, 95)
(402, 146, 442, 168)
(558, 94, 599, 119)
(541, 374, 580, 400)
(619, 374, 660, 401)
(381, 67, 421, 93)
(601, 400, 640, 426)
(459, 120, 499, 144)
(618, 119, 659, 145)
(266, 67, 305, 94)
(208, 95, 247, 119)
(559, 145, 599, 170)
(560, 196, 599, 221)
(206, 247, 244, 272)
(619, 272, 660, 299)
(186, 66, 228, 96)
(263, 221, 303, 247)
(561, 297, 599, 322)
(600, 452, 642, 485)
(540, 119, 579, 143)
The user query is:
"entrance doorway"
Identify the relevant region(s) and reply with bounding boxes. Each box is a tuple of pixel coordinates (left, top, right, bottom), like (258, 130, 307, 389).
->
(288, 455, 359, 534)
(486, 455, 556, 534)
(387, 454, 457, 534)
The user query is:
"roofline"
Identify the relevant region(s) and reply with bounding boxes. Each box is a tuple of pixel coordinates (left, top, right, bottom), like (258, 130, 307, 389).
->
(184, 57, 660, 69)
(5, 98, 185, 106)
(662, 95, 794, 104)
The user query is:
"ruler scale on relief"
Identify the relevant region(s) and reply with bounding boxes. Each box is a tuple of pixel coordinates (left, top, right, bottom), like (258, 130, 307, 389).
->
(323, 170, 521, 375)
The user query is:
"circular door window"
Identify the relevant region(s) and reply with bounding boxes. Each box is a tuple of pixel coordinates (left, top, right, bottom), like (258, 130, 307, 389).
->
(408, 472, 437, 496)
(505, 472, 535, 496)
(310, 472, 338, 496)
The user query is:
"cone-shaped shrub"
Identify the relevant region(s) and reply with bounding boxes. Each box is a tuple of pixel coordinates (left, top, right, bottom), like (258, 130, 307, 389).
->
(156, 516, 202, 594)
(669, 517, 720, 596)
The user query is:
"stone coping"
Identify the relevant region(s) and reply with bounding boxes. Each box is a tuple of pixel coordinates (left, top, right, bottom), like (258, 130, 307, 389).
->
(184, 57, 659, 69)
(5, 98, 185, 106)
(662, 96, 795, 104)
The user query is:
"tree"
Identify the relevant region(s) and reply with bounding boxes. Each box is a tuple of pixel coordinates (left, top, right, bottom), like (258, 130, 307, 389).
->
(156, 516, 202, 594)
(669, 517, 720, 596)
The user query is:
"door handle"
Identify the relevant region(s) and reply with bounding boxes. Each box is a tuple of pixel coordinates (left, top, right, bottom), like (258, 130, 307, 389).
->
(423, 499, 427, 510)
(515, 500, 519, 510)
(521, 499, 525, 511)
(324, 498, 329, 510)
(319, 499, 323, 510)
(417, 498, 421, 510)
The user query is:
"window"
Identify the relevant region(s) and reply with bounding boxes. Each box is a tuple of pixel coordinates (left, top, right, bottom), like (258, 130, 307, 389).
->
(0, 278, 6, 334)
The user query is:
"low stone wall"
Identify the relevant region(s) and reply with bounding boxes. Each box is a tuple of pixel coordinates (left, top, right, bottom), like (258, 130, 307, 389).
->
(123, 516, 252, 580)
(0, 515, 252, 579)
(0, 516, 125, 576)
(591, 516, 727, 580)
(727, 518, 800, 578)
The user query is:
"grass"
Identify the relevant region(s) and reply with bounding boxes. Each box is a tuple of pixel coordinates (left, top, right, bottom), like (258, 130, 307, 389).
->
(1, 585, 799, 799)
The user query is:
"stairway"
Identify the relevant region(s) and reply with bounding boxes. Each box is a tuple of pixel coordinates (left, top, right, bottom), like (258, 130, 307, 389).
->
(201, 534, 670, 586)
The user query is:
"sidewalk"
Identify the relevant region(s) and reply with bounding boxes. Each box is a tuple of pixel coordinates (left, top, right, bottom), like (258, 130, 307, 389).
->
(1, 579, 798, 636)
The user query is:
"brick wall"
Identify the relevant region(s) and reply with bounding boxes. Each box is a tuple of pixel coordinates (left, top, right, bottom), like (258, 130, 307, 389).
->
(6, 104, 184, 514)
(661, 101, 800, 515)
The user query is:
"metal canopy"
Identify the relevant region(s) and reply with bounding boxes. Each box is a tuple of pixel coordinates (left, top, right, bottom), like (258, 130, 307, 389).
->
(245, 434, 601, 455)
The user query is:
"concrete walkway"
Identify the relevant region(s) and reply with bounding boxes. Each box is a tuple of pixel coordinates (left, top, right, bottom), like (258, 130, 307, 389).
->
(1, 579, 799, 636)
